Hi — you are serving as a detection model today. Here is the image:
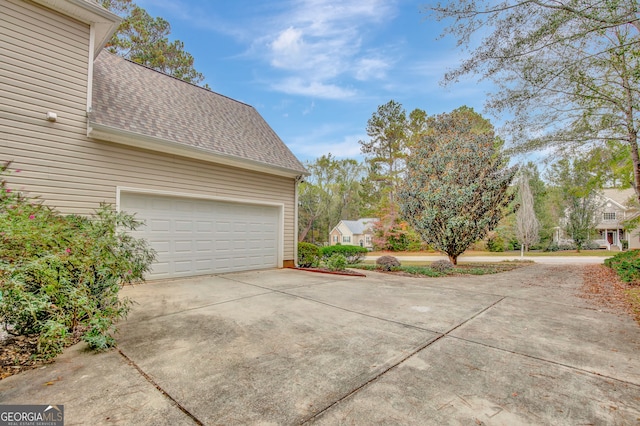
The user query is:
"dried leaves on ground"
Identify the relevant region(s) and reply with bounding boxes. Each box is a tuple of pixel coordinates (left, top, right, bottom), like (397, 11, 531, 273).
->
(0, 334, 44, 379)
(0, 331, 83, 380)
(580, 264, 640, 325)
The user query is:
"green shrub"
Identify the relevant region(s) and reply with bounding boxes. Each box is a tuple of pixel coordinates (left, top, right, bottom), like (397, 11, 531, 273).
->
(622, 240, 629, 251)
(400, 266, 443, 277)
(486, 235, 505, 252)
(323, 253, 347, 271)
(0, 162, 156, 358)
(320, 245, 368, 264)
(558, 242, 577, 250)
(376, 255, 401, 271)
(545, 243, 559, 252)
(507, 238, 521, 251)
(431, 259, 453, 273)
(582, 241, 601, 250)
(297, 242, 320, 267)
(605, 250, 640, 283)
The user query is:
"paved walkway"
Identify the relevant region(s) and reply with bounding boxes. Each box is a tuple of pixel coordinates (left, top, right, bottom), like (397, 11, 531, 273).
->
(0, 264, 638, 424)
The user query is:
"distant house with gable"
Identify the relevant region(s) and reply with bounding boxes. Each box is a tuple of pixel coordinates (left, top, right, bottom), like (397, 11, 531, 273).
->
(329, 218, 378, 249)
(554, 188, 640, 250)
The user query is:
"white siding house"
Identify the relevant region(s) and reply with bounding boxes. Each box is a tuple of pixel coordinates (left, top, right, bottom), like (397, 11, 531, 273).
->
(1, 0, 307, 278)
(329, 218, 378, 249)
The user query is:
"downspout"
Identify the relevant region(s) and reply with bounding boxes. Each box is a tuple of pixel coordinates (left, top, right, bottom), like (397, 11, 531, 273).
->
(86, 24, 95, 115)
(294, 175, 304, 267)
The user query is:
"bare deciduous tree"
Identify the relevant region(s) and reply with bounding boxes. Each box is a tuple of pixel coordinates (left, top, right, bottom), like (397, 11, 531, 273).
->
(515, 171, 540, 255)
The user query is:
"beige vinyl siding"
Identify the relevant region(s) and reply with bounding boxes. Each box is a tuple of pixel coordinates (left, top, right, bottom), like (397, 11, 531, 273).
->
(0, 0, 297, 261)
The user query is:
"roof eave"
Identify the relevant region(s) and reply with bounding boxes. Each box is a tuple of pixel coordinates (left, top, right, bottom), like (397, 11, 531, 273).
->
(32, 0, 121, 55)
(88, 122, 308, 179)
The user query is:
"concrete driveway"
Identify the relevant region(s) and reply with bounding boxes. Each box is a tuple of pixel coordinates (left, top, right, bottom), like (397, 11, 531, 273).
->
(1, 265, 639, 425)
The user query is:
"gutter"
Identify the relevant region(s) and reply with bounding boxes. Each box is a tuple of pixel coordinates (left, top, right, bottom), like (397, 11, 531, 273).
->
(88, 121, 309, 179)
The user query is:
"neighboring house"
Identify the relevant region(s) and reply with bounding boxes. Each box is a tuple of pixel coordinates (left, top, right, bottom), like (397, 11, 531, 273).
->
(1, 0, 307, 279)
(329, 218, 378, 249)
(554, 188, 639, 250)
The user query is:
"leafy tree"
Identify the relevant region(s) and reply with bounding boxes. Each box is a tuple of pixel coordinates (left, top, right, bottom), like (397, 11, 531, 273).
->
(359, 100, 408, 207)
(520, 162, 558, 248)
(399, 107, 517, 264)
(371, 207, 425, 251)
(298, 154, 366, 243)
(515, 170, 540, 254)
(427, 0, 640, 203)
(585, 141, 634, 189)
(359, 101, 428, 210)
(298, 182, 327, 243)
(565, 194, 601, 251)
(547, 158, 602, 251)
(101, 0, 207, 86)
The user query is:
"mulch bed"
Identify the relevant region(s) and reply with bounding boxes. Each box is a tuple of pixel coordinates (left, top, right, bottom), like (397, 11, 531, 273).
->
(0, 334, 43, 380)
(580, 264, 640, 324)
(0, 330, 84, 380)
(296, 267, 366, 277)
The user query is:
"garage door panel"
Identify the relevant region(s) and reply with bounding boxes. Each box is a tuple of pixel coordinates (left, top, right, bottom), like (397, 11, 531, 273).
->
(195, 240, 212, 252)
(148, 219, 171, 232)
(196, 221, 213, 232)
(174, 260, 194, 273)
(174, 220, 193, 232)
(121, 193, 279, 279)
(151, 198, 173, 211)
(152, 261, 171, 275)
(174, 240, 193, 253)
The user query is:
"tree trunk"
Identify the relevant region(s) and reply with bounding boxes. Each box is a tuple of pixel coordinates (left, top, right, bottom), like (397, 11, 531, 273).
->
(448, 254, 457, 265)
(629, 132, 640, 206)
(298, 217, 316, 242)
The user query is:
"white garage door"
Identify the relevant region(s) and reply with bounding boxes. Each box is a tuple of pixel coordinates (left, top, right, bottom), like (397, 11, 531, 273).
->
(120, 192, 279, 279)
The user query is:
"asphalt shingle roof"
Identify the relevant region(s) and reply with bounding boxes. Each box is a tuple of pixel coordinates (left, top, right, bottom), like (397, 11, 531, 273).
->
(90, 51, 307, 175)
(341, 218, 378, 235)
(600, 188, 636, 207)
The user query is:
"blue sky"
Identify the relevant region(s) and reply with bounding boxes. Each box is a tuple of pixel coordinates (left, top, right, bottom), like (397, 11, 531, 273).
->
(137, 0, 498, 164)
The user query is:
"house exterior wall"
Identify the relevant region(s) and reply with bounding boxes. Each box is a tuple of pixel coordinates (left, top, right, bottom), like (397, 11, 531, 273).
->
(329, 229, 342, 245)
(336, 223, 354, 244)
(596, 203, 627, 230)
(0, 0, 297, 263)
(329, 221, 375, 248)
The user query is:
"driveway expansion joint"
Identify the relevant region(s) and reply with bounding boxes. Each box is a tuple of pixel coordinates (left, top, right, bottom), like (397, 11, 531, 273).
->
(117, 349, 204, 425)
(448, 335, 640, 388)
(300, 297, 508, 423)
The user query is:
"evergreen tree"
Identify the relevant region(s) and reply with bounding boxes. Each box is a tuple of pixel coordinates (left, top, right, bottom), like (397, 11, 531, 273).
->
(101, 0, 208, 87)
(399, 107, 517, 264)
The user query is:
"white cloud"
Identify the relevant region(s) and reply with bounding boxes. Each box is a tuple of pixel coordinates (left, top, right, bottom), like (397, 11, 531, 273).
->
(291, 133, 365, 160)
(145, 0, 401, 99)
(302, 101, 316, 115)
(257, 0, 398, 98)
(271, 78, 357, 100)
(270, 27, 305, 68)
(285, 123, 365, 161)
(354, 57, 391, 81)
